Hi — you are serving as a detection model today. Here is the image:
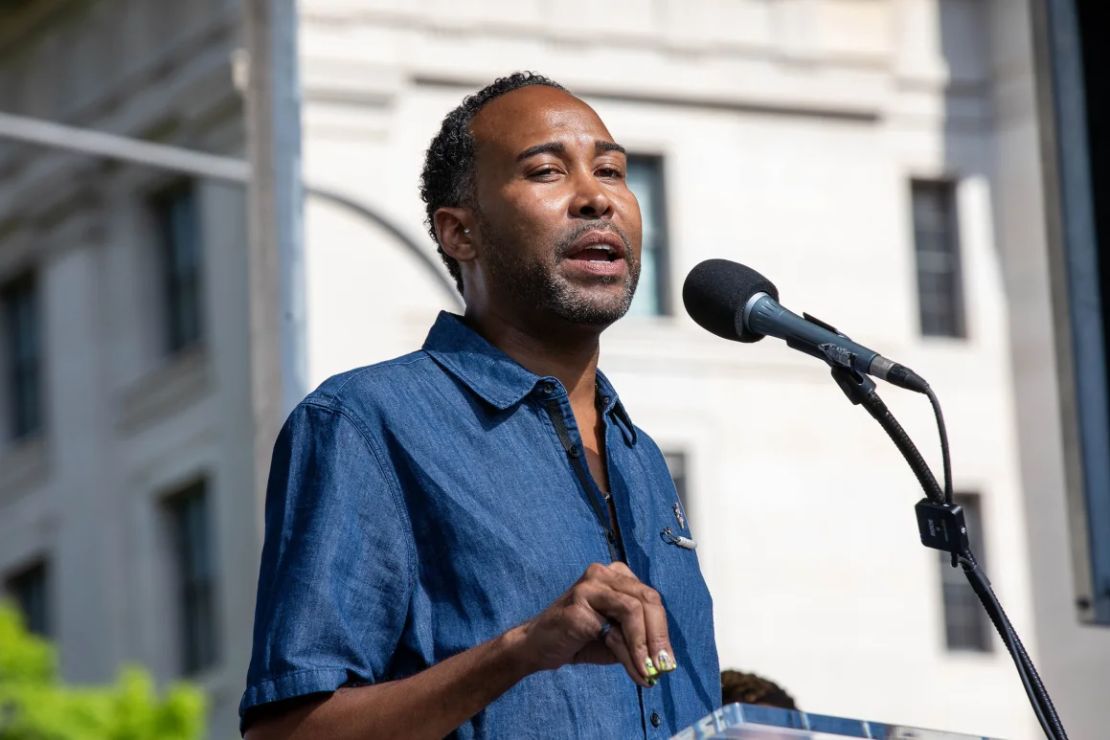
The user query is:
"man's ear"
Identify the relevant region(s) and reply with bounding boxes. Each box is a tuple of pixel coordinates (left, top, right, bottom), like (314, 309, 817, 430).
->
(434, 207, 476, 263)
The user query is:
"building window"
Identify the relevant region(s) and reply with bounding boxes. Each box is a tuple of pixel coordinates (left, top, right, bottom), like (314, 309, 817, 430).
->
(626, 155, 670, 316)
(165, 480, 218, 674)
(1, 271, 43, 440)
(911, 179, 965, 338)
(939, 493, 991, 652)
(663, 451, 688, 510)
(5, 559, 50, 637)
(151, 182, 203, 353)
(661, 448, 688, 534)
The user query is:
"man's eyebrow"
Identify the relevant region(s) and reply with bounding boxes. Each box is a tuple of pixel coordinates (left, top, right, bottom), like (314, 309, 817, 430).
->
(516, 142, 566, 162)
(515, 140, 627, 162)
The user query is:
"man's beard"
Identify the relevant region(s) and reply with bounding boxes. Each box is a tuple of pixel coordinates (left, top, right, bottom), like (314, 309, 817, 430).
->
(479, 218, 641, 327)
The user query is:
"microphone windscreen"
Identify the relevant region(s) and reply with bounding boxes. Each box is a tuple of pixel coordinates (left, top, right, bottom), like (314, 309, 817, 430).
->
(682, 259, 779, 342)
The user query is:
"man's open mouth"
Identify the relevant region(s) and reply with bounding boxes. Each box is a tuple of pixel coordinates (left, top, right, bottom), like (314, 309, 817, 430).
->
(564, 229, 627, 264)
(569, 244, 622, 262)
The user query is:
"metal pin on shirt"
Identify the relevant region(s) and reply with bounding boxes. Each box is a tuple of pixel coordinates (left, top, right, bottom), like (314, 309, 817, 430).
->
(661, 527, 696, 550)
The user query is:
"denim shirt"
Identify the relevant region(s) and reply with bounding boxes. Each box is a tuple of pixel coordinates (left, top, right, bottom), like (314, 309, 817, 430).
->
(241, 312, 720, 738)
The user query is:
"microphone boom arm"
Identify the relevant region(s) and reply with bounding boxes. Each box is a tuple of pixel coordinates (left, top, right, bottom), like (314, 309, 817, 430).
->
(826, 365, 1067, 740)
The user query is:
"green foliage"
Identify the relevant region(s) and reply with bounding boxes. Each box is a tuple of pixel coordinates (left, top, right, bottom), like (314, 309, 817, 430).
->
(0, 606, 53, 685)
(0, 603, 205, 740)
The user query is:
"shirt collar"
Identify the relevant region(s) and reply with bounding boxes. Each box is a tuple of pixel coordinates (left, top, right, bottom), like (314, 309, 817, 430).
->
(422, 312, 637, 443)
(595, 368, 638, 445)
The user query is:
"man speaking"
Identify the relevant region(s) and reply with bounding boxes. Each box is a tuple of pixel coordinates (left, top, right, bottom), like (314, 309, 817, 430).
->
(240, 72, 720, 739)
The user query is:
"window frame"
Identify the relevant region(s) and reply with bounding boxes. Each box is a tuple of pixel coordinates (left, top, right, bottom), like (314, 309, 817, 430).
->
(938, 492, 993, 653)
(910, 178, 967, 339)
(1, 269, 44, 441)
(4, 557, 51, 638)
(163, 478, 220, 675)
(149, 180, 204, 355)
(625, 153, 672, 317)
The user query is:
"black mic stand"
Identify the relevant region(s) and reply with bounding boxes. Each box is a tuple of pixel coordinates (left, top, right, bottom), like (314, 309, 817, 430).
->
(828, 362, 1068, 740)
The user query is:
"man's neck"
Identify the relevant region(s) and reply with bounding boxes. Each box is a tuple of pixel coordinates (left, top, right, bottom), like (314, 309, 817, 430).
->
(464, 306, 603, 407)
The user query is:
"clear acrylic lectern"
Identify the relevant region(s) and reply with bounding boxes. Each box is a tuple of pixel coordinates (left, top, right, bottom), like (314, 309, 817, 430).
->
(672, 703, 999, 740)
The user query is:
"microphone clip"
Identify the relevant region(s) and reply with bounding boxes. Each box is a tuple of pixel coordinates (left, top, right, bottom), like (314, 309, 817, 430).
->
(784, 311, 861, 368)
(804, 312, 859, 370)
(801, 311, 842, 336)
(915, 498, 969, 567)
(795, 312, 874, 395)
(829, 365, 876, 406)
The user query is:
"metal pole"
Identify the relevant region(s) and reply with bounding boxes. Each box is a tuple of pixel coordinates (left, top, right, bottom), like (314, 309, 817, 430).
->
(243, 0, 306, 422)
(0, 109, 463, 305)
(0, 111, 251, 183)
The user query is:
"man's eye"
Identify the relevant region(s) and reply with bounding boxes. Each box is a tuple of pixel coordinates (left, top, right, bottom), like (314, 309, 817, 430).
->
(530, 167, 561, 179)
(597, 167, 624, 179)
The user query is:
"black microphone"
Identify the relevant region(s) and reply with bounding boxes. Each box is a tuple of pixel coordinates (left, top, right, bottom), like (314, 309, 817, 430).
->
(682, 258, 928, 393)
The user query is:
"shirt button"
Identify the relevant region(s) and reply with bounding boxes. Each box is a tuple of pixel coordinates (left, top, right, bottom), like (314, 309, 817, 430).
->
(650, 712, 661, 728)
(606, 530, 616, 543)
(541, 381, 555, 394)
(568, 444, 581, 458)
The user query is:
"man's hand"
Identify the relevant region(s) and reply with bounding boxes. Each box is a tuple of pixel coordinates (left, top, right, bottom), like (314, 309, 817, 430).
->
(245, 562, 678, 739)
(511, 562, 677, 687)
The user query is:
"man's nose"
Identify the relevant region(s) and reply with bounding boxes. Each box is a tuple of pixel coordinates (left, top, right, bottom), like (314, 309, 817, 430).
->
(569, 170, 613, 219)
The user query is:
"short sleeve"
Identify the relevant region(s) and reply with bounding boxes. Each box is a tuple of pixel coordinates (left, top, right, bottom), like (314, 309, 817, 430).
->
(239, 401, 413, 723)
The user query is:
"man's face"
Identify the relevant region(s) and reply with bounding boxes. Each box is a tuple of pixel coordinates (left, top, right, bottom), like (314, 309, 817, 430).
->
(467, 86, 643, 327)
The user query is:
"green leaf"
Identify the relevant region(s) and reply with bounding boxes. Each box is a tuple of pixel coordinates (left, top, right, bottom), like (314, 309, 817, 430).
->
(0, 604, 205, 739)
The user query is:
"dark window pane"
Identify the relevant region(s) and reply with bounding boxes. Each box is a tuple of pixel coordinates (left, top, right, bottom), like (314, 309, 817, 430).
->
(626, 155, 670, 316)
(166, 480, 218, 674)
(663, 450, 689, 523)
(911, 180, 965, 338)
(151, 183, 203, 353)
(663, 451, 687, 508)
(1, 271, 43, 440)
(939, 494, 991, 651)
(6, 559, 50, 637)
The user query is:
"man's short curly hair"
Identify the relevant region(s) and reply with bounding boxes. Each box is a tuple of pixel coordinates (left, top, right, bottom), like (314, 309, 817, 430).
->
(419, 72, 568, 294)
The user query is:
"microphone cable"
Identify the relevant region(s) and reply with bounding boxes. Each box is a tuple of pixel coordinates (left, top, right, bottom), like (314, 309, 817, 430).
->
(923, 385, 954, 506)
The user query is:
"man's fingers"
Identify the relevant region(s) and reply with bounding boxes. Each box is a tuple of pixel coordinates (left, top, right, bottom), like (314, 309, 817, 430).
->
(528, 563, 678, 679)
(628, 583, 675, 674)
(583, 565, 676, 676)
(579, 580, 673, 681)
(570, 623, 651, 688)
(574, 585, 650, 677)
(605, 561, 636, 578)
(603, 626, 653, 688)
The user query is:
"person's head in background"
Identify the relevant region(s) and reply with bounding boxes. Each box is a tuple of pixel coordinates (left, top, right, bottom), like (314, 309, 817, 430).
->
(721, 669, 798, 710)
